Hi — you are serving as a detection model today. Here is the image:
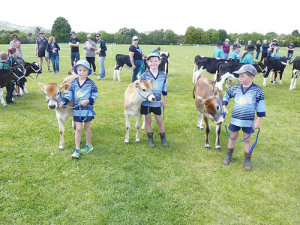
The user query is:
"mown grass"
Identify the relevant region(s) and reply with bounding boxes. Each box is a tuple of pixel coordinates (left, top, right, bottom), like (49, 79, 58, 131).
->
(0, 44, 299, 224)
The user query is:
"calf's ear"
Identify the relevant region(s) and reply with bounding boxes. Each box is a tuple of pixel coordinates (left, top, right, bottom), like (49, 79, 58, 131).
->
(196, 95, 203, 104)
(148, 78, 153, 84)
(60, 84, 71, 91)
(38, 82, 45, 90)
(135, 81, 139, 88)
(213, 88, 220, 97)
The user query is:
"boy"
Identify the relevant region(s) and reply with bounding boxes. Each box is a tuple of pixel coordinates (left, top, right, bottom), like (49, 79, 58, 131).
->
(140, 53, 168, 147)
(230, 44, 241, 62)
(59, 60, 98, 159)
(222, 64, 266, 170)
(213, 41, 224, 59)
(286, 41, 295, 64)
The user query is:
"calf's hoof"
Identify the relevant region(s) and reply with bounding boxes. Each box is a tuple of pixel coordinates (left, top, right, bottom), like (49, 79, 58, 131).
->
(205, 146, 210, 150)
(136, 141, 140, 144)
(58, 147, 64, 152)
(215, 147, 221, 152)
(124, 141, 129, 145)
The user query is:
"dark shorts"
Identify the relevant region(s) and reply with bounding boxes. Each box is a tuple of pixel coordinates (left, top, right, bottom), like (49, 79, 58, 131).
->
(228, 124, 253, 134)
(141, 105, 161, 115)
(38, 50, 46, 57)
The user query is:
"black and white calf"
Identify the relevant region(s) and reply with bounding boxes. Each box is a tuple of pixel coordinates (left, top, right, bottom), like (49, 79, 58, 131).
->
(263, 56, 288, 87)
(215, 61, 265, 90)
(193, 56, 228, 83)
(289, 56, 300, 90)
(159, 52, 170, 75)
(113, 54, 132, 82)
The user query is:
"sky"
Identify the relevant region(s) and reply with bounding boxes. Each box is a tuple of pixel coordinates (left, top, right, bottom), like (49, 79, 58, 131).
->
(1, 0, 298, 36)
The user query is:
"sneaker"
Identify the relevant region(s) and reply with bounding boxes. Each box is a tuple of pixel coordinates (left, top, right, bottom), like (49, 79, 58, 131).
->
(71, 149, 80, 159)
(92, 72, 96, 75)
(95, 76, 102, 80)
(8, 101, 17, 105)
(80, 144, 93, 154)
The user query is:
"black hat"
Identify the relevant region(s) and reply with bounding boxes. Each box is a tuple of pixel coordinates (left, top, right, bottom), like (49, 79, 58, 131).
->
(95, 33, 101, 37)
(246, 44, 255, 52)
(233, 44, 240, 49)
(217, 41, 223, 46)
(69, 31, 76, 35)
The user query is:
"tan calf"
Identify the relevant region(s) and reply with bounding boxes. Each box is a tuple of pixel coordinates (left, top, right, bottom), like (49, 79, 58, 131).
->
(124, 79, 156, 144)
(39, 81, 75, 151)
(193, 74, 224, 151)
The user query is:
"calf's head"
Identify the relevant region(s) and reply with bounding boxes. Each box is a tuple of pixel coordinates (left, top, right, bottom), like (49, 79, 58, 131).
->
(197, 89, 224, 125)
(136, 78, 156, 103)
(39, 82, 70, 109)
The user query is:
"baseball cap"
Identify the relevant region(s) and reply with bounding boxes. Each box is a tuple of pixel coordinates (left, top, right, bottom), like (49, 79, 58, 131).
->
(95, 33, 101, 37)
(217, 41, 223, 46)
(69, 31, 76, 35)
(73, 60, 92, 76)
(233, 44, 240, 49)
(39, 30, 45, 34)
(246, 44, 256, 52)
(132, 36, 139, 40)
(86, 34, 92, 38)
(233, 64, 257, 76)
(147, 53, 160, 60)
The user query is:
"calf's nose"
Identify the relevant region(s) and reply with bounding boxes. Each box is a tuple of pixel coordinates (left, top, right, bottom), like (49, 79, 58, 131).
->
(49, 104, 56, 109)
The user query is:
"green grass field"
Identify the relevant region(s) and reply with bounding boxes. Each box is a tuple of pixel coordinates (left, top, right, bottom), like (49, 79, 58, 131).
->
(0, 44, 299, 224)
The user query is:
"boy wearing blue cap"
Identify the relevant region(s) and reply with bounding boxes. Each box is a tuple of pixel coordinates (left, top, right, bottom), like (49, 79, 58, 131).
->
(222, 64, 266, 170)
(59, 60, 98, 159)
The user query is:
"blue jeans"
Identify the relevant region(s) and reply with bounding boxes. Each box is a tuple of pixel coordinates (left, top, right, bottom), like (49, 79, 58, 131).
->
(98, 56, 106, 78)
(255, 50, 260, 59)
(132, 60, 142, 83)
(223, 53, 229, 60)
(286, 53, 293, 63)
(50, 55, 59, 72)
(71, 52, 80, 66)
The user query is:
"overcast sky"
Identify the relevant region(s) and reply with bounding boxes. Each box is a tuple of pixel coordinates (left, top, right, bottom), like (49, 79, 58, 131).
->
(1, 0, 298, 36)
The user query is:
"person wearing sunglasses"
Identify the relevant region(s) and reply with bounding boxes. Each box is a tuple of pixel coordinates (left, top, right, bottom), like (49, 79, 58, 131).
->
(129, 36, 146, 83)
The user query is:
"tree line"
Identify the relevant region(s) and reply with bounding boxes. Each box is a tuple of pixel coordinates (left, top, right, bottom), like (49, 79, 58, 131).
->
(0, 17, 299, 47)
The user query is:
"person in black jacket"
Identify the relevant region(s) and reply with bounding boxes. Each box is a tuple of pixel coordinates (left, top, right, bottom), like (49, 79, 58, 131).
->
(95, 33, 107, 79)
(47, 36, 60, 74)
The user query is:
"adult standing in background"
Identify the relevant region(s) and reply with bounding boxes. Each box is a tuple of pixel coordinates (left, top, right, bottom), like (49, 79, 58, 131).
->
(47, 36, 60, 74)
(261, 40, 269, 62)
(83, 34, 97, 75)
(255, 40, 261, 60)
(35, 30, 51, 72)
(10, 34, 22, 58)
(129, 36, 145, 83)
(95, 33, 107, 79)
(269, 39, 278, 56)
(286, 41, 295, 64)
(69, 31, 80, 68)
(234, 38, 241, 49)
(223, 39, 230, 60)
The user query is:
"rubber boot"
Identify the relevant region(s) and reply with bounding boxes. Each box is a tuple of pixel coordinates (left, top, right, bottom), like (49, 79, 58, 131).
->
(160, 132, 168, 147)
(245, 152, 252, 171)
(147, 132, 154, 147)
(222, 148, 234, 165)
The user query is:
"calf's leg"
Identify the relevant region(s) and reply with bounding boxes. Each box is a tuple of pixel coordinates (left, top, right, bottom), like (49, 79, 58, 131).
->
(0, 88, 7, 107)
(124, 113, 130, 144)
(204, 115, 210, 150)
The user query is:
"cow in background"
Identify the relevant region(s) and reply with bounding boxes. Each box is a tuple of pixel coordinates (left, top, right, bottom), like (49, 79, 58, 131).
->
(263, 56, 288, 87)
(215, 61, 265, 90)
(159, 52, 170, 75)
(193, 56, 228, 83)
(193, 74, 224, 151)
(289, 56, 300, 90)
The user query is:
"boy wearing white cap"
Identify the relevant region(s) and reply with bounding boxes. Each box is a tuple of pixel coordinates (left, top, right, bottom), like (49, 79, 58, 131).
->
(222, 64, 266, 170)
(59, 60, 98, 159)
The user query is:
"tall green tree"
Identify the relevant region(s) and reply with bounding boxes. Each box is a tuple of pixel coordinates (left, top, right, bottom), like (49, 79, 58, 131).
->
(51, 17, 71, 43)
(219, 29, 228, 42)
(164, 29, 178, 44)
(184, 26, 199, 44)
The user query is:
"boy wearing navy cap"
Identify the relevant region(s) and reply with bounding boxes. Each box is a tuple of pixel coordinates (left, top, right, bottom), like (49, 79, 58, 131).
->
(222, 64, 266, 170)
(213, 41, 224, 59)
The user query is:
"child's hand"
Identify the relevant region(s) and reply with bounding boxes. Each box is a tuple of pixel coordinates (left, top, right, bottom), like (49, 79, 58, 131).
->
(58, 101, 64, 108)
(161, 100, 167, 106)
(222, 105, 228, 115)
(80, 100, 90, 106)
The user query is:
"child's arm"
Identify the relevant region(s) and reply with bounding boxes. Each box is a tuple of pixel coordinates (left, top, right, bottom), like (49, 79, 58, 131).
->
(222, 105, 228, 115)
(161, 95, 167, 106)
(253, 117, 262, 130)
